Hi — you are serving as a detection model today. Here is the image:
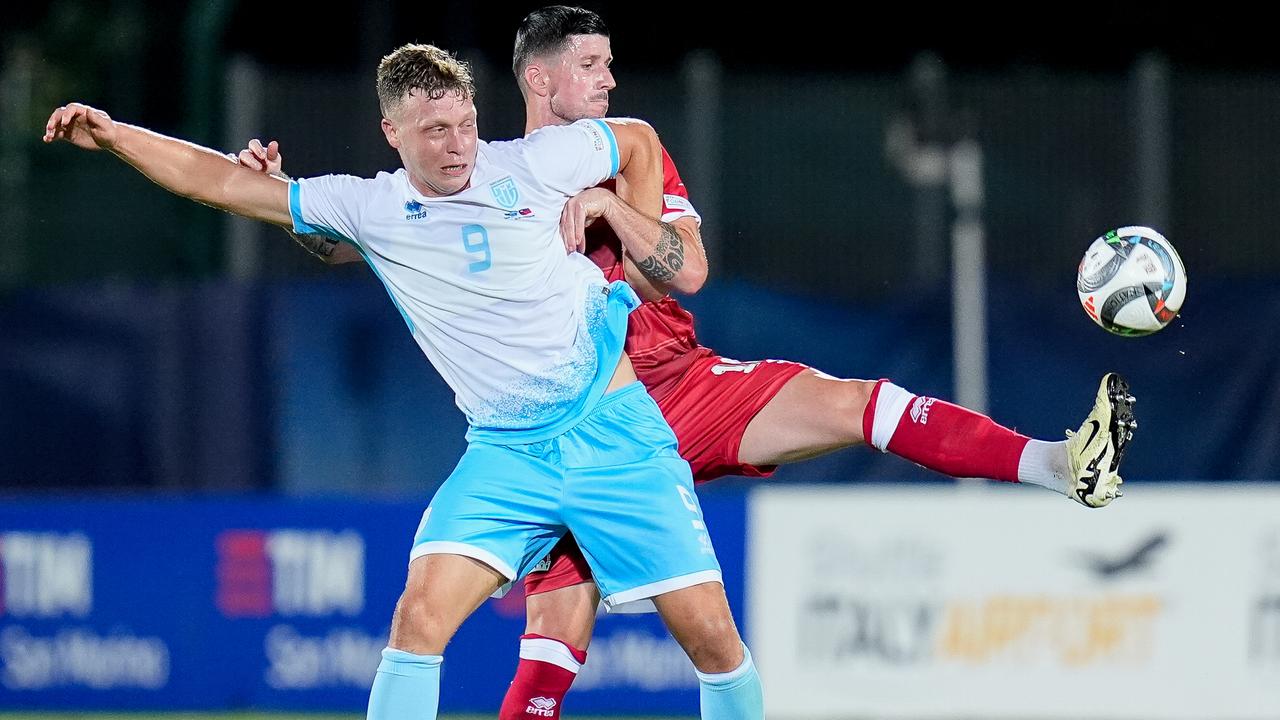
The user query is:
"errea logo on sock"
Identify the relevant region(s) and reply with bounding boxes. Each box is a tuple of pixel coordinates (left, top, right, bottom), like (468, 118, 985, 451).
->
(910, 396, 937, 425)
(526, 696, 557, 717)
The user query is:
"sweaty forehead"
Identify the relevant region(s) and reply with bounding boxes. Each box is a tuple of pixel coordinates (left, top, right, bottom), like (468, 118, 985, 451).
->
(558, 34, 611, 60)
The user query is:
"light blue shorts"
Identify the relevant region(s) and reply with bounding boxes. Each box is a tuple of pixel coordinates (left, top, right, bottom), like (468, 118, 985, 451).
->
(411, 382, 722, 608)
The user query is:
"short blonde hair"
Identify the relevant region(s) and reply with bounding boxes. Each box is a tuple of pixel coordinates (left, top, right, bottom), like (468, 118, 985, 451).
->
(376, 43, 475, 117)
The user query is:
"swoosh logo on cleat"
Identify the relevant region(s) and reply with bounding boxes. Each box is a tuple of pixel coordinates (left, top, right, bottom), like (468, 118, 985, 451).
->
(1083, 419, 1101, 448)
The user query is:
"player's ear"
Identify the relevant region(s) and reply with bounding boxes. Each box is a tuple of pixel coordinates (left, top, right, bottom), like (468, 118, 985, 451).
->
(381, 117, 400, 150)
(523, 62, 550, 98)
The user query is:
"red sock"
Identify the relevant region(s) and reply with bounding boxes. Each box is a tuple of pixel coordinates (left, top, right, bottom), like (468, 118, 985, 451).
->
(862, 379, 1029, 482)
(498, 634, 588, 720)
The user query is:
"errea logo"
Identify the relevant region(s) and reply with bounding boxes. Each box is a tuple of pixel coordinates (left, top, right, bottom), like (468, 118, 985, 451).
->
(404, 199, 429, 220)
(910, 396, 937, 424)
(526, 696, 557, 717)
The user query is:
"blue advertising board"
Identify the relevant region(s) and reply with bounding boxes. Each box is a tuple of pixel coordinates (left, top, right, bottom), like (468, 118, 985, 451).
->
(0, 493, 746, 713)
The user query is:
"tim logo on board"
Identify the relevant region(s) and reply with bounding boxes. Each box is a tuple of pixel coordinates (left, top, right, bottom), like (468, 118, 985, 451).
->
(0, 532, 170, 691)
(0, 532, 92, 618)
(216, 529, 364, 618)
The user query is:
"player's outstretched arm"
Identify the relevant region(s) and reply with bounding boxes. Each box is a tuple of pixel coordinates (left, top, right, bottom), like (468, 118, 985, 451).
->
(44, 103, 292, 228)
(236, 138, 362, 265)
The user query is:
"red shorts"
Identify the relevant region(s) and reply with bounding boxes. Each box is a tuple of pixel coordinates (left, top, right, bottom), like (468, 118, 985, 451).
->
(524, 355, 808, 596)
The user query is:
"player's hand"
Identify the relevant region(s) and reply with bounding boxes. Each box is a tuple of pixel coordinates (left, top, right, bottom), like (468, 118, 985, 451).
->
(237, 138, 284, 176)
(559, 187, 614, 254)
(43, 103, 119, 151)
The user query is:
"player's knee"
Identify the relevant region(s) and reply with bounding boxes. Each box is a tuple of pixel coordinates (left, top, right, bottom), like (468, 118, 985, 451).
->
(525, 609, 593, 649)
(389, 589, 454, 654)
(678, 612, 744, 674)
(524, 583, 599, 648)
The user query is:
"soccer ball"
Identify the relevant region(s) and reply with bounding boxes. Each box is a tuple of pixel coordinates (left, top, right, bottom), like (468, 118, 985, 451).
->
(1077, 226, 1187, 336)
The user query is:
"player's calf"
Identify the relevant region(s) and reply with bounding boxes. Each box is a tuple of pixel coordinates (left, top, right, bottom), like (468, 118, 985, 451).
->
(861, 378, 1030, 482)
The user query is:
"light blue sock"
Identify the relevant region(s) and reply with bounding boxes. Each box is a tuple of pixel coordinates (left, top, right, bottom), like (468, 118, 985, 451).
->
(695, 644, 764, 720)
(367, 647, 443, 720)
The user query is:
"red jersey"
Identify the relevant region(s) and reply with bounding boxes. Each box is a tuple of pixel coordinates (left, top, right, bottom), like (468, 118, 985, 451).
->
(584, 147, 713, 401)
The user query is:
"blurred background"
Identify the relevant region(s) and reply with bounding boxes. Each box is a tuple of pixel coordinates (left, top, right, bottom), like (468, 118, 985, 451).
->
(2, 2, 1278, 718)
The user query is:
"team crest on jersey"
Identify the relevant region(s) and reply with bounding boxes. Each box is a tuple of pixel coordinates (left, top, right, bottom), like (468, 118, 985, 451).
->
(490, 177, 520, 209)
(404, 199, 429, 220)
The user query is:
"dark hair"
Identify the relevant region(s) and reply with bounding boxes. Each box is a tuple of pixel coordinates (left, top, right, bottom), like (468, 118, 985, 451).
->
(512, 6, 610, 84)
(377, 43, 476, 117)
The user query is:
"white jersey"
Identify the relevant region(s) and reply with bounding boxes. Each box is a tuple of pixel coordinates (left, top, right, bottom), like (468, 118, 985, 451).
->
(289, 119, 637, 440)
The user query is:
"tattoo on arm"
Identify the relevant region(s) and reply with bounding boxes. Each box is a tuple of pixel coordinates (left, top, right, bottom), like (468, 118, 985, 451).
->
(272, 171, 342, 262)
(634, 221, 684, 284)
(263, 171, 335, 258)
(293, 232, 339, 259)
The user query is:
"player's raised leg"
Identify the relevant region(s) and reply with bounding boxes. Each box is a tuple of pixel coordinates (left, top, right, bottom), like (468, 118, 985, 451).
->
(737, 368, 1136, 507)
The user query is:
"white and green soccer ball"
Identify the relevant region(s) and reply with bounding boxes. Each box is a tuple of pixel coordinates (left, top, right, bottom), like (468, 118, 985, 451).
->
(1077, 226, 1187, 336)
